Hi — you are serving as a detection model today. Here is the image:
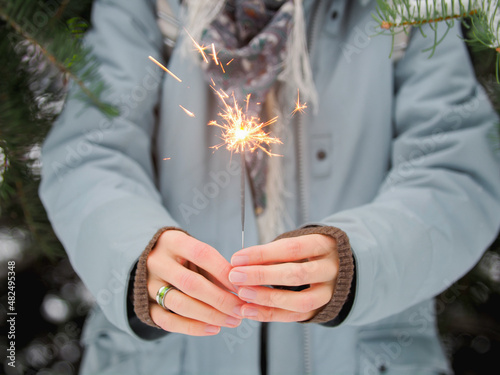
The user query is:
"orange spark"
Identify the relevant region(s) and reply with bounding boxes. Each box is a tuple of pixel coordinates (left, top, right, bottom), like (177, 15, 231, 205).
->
(148, 56, 182, 83)
(163, 158, 171, 161)
(227, 58, 234, 65)
(208, 43, 226, 72)
(209, 89, 282, 155)
(179, 105, 195, 117)
(216, 88, 229, 99)
(184, 28, 209, 63)
(211, 43, 219, 65)
(245, 94, 251, 113)
(291, 89, 307, 116)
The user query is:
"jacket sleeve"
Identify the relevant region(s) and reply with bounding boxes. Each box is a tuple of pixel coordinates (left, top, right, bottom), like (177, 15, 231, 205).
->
(39, 0, 178, 337)
(320, 24, 500, 326)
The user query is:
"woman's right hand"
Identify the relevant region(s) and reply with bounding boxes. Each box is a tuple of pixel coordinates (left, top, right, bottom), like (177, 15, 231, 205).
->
(147, 230, 244, 336)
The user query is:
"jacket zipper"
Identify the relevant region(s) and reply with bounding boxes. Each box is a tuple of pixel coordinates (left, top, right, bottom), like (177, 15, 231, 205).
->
(298, 1, 325, 375)
(297, 0, 323, 227)
(260, 322, 268, 375)
(260, 1, 324, 374)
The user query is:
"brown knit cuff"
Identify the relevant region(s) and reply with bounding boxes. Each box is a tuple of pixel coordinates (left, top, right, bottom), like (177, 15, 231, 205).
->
(274, 226, 354, 324)
(133, 226, 190, 329)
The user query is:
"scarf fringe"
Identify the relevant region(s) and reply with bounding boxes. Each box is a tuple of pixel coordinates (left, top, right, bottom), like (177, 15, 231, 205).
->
(181, 0, 227, 57)
(257, 89, 294, 244)
(279, 0, 318, 113)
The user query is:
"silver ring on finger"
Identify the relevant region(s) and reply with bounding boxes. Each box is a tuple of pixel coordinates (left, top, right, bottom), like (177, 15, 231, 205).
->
(156, 285, 177, 310)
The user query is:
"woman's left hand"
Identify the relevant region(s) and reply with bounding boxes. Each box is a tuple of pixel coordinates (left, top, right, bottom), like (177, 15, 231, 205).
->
(229, 234, 339, 322)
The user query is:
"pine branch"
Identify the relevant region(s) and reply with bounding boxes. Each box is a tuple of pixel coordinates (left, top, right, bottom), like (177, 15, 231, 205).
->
(0, 0, 116, 259)
(0, 2, 118, 117)
(2, 11, 99, 108)
(375, 1, 500, 52)
(379, 9, 478, 29)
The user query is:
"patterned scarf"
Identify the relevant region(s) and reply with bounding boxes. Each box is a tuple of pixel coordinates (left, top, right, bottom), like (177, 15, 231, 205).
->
(200, 0, 294, 215)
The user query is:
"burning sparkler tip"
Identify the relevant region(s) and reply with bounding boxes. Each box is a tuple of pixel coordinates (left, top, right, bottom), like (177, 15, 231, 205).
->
(209, 88, 281, 156)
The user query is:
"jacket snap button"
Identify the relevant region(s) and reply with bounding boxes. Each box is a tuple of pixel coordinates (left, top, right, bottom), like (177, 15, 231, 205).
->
(378, 364, 387, 373)
(317, 150, 327, 160)
(331, 10, 338, 20)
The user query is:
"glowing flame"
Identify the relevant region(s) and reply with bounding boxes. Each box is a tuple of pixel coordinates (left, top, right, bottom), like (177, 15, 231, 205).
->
(209, 90, 282, 155)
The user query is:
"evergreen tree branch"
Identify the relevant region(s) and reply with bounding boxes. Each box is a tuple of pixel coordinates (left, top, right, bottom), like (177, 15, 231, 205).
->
(0, 8, 117, 116)
(380, 9, 478, 29)
(375, 0, 500, 59)
(0, 0, 111, 258)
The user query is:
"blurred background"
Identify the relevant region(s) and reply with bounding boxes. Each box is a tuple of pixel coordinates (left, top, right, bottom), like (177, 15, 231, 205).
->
(1, 1, 500, 374)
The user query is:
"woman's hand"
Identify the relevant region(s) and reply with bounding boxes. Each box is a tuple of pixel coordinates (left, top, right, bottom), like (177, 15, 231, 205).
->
(229, 234, 339, 322)
(147, 230, 244, 336)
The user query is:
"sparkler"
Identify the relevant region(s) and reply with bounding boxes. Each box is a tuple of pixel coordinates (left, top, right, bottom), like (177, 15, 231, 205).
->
(209, 88, 282, 247)
(148, 32, 306, 248)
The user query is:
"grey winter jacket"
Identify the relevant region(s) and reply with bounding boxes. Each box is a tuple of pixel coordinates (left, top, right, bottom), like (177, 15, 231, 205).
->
(40, 0, 500, 374)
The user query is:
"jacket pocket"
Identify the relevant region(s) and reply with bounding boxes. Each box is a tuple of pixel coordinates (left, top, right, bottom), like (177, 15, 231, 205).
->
(356, 328, 452, 375)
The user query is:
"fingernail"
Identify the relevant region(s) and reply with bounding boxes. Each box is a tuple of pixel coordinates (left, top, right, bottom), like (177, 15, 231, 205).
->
(239, 287, 257, 301)
(233, 305, 243, 317)
(225, 316, 241, 327)
(231, 255, 249, 266)
(205, 325, 220, 334)
(229, 271, 247, 283)
(242, 307, 258, 317)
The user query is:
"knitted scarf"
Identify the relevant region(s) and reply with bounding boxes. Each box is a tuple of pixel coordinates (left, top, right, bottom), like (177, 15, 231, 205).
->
(200, 0, 293, 216)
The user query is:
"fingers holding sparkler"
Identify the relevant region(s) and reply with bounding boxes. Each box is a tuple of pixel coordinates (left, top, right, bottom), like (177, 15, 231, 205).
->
(229, 234, 339, 322)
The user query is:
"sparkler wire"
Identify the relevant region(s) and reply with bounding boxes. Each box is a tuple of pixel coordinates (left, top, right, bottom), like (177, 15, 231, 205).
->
(241, 151, 246, 249)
